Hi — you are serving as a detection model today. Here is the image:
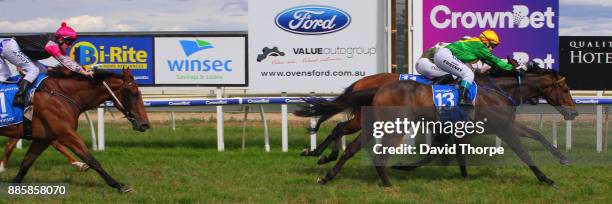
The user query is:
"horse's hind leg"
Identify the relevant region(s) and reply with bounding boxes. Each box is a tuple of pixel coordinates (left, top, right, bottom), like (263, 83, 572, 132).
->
(497, 128, 556, 187)
(317, 138, 342, 165)
(317, 133, 364, 185)
(302, 121, 348, 157)
(318, 116, 362, 165)
(0, 138, 20, 173)
(12, 139, 51, 183)
(50, 140, 89, 171)
(515, 123, 569, 165)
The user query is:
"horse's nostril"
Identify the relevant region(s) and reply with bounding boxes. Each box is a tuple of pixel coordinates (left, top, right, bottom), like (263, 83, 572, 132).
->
(141, 123, 151, 129)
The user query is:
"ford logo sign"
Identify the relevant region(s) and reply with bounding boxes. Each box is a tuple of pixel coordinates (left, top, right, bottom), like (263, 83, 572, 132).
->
(275, 5, 351, 35)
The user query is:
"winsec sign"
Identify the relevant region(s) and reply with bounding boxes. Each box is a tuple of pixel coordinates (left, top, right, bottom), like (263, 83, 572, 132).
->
(421, 0, 559, 70)
(560, 36, 612, 90)
(154, 36, 247, 86)
(249, 0, 386, 94)
(69, 37, 154, 85)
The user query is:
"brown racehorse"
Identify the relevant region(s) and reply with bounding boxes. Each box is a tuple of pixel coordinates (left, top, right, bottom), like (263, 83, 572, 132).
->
(297, 63, 574, 166)
(1, 139, 88, 173)
(1, 68, 88, 173)
(0, 67, 150, 193)
(313, 67, 576, 186)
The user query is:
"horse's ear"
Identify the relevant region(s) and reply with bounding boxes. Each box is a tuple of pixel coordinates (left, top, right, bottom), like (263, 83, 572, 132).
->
(122, 68, 133, 80)
(122, 68, 132, 75)
(506, 56, 519, 67)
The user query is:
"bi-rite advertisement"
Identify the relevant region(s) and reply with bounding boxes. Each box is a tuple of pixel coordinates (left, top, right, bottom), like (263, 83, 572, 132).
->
(69, 36, 155, 85)
(0, 0, 610, 203)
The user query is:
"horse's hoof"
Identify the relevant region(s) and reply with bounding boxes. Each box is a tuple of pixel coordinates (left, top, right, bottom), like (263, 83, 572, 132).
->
(300, 149, 310, 156)
(317, 156, 328, 165)
(72, 162, 90, 171)
(560, 159, 570, 166)
(317, 177, 328, 185)
(118, 184, 134, 193)
(391, 164, 413, 171)
(541, 178, 558, 188)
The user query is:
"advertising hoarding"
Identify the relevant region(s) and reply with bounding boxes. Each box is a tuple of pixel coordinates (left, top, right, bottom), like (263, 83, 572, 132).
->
(249, 0, 386, 94)
(69, 36, 154, 85)
(154, 36, 247, 86)
(559, 36, 612, 90)
(418, 0, 559, 70)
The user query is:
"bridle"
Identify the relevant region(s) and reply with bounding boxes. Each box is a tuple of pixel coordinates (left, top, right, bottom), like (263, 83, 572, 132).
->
(102, 79, 139, 124)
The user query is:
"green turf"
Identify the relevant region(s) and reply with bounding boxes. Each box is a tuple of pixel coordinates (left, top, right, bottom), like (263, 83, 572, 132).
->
(0, 119, 610, 203)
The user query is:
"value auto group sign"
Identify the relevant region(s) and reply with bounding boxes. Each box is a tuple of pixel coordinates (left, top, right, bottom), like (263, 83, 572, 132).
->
(249, 0, 386, 94)
(422, 0, 559, 70)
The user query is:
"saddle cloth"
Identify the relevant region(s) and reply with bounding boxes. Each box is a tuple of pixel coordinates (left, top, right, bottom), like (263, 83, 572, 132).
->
(0, 74, 48, 127)
(399, 74, 477, 121)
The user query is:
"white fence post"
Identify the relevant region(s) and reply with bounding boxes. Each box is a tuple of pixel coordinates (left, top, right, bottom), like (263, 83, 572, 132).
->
(565, 120, 572, 151)
(281, 92, 289, 152)
(552, 114, 558, 148)
(596, 91, 603, 152)
(171, 112, 176, 131)
(97, 108, 105, 151)
(495, 137, 502, 148)
(259, 105, 270, 152)
(84, 111, 97, 150)
(216, 87, 225, 152)
(309, 92, 316, 151)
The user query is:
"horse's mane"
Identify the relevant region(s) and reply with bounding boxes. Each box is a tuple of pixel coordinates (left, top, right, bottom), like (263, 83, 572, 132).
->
(48, 66, 123, 84)
(481, 60, 559, 78)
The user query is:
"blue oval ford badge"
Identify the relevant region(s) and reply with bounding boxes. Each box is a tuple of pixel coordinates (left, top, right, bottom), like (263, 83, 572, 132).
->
(275, 5, 351, 35)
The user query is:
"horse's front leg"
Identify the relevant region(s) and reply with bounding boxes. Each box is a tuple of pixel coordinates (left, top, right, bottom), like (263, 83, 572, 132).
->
(55, 129, 132, 193)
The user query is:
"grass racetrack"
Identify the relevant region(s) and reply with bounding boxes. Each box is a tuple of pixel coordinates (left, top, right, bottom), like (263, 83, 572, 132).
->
(0, 113, 610, 203)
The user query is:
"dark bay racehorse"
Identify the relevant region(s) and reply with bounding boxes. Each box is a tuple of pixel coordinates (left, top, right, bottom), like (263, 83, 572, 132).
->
(306, 66, 577, 184)
(0, 67, 149, 192)
(297, 63, 576, 166)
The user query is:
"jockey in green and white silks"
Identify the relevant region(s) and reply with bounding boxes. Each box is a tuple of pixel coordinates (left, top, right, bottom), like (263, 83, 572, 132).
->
(431, 29, 515, 106)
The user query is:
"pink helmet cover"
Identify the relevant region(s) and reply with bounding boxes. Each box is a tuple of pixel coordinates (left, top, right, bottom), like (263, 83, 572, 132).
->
(55, 22, 77, 39)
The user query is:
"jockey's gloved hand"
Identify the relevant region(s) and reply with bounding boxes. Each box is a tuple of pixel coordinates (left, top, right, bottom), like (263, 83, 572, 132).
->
(81, 69, 94, 77)
(515, 64, 528, 71)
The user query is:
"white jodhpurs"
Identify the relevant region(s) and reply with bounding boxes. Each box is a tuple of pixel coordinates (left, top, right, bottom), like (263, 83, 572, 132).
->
(0, 38, 44, 83)
(415, 58, 449, 78)
(432, 47, 474, 84)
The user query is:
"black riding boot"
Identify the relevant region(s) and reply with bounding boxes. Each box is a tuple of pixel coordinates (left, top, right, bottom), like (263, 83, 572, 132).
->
(13, 79, 32, 106)
(22, 118, 32, 140)
(458, 85, 472, 106)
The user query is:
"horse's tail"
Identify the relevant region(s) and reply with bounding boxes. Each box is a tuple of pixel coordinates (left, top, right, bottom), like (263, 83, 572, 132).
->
(294, 83, 357, 118)
(294, 83, 379, 131)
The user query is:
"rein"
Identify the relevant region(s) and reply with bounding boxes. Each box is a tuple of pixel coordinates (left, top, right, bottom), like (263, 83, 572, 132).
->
(483, 76, 521, 106)
(102, 81, 125, 110)
(39, 77, 137, 123)
(39, 86, 85, 112)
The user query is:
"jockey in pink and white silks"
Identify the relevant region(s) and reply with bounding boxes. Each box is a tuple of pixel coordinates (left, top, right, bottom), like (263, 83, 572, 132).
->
(0, 22, 94, 106)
